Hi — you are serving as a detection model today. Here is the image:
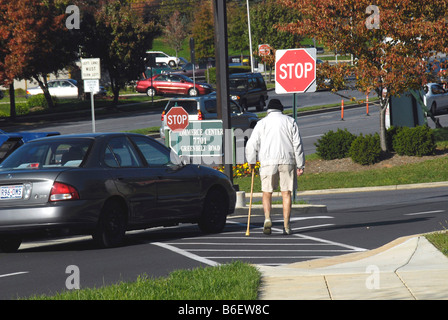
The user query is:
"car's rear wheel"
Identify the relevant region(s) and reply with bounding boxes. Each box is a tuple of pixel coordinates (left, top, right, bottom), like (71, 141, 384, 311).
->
(198, 188, 228, 234)
(431, 102, 438, 116)
(188, 88, 198, 96)
(93, 199, 127, 248)
(256, 97, 265, 111)
(0, 237, 22, 253)
(146, 87, 156, 97)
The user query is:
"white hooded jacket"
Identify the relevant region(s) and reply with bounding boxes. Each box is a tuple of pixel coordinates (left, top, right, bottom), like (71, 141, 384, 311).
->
(245, 109, 305, 169)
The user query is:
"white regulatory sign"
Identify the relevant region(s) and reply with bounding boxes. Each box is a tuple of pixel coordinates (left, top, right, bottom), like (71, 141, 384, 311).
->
(84, 79, 99, 93)
(81, 58, 101, 80)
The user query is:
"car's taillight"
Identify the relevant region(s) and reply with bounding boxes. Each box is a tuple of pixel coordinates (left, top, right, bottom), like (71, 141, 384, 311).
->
(161, 110, 165, 121)
(49, 182, 80, 201)
(198, 110, 203, 120)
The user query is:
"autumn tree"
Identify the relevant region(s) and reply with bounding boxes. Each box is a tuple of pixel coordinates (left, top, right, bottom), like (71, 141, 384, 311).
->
(163, 10, 188, 58)
(0, 0, 78, 111)
(227, 3, 249, 57)
(191, 0, 215, 59)
(278, 0, 448, 152)
(80, 0, 160, 105)
(251, 0, 302, 51)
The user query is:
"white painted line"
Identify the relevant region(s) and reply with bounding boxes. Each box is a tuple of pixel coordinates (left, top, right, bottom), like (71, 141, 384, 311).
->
(152, 242, 219, 267)
(166, 242, 338, 246)
(0, 271, 29, 279)
(302, 134, 324, 139)
(295, 233, 367, 252)
(205, 256, 329, 259)
(188, 249, 354, 252)
(404, 210, 445, 216)
(292, 224, 335, 231)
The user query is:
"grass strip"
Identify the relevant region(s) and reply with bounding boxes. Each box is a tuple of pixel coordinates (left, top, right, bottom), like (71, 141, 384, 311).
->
(426, 231, 448, 257)
(234, 156, 448, 193)
(26, 261, 261, 300)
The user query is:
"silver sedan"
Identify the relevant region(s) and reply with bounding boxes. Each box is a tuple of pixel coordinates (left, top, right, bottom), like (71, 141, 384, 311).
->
(424, 83, 448, 115)
(0, 133, 236, 252)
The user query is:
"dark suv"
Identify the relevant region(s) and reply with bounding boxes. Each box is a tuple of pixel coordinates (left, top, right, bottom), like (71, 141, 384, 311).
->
(229, 73, 268, 111)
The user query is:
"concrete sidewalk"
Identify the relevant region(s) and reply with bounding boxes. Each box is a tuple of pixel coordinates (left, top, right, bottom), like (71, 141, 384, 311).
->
(257, 235, 448, 300)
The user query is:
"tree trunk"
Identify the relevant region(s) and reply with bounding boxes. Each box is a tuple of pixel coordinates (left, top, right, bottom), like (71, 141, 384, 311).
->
(9, 83, 16, 120)
(379, 97, 389, 153)
(112, 80, 119, 106)
(35, 76, 55, 109)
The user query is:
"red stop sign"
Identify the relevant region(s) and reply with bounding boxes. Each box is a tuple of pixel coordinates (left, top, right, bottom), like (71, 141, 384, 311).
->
(275, 49, 316, 94)
(166, 106, 189, 132)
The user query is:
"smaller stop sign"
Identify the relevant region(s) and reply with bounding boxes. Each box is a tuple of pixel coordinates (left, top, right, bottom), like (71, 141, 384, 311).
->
(166, 106, 189, 132)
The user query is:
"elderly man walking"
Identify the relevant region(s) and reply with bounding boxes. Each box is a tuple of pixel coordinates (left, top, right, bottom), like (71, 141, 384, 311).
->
(245, 99, 305, 235)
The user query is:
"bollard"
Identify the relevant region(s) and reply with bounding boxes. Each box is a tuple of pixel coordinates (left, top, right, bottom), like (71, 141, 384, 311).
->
(366, 95, 370, 116)
(341, 99, 344, 121)
(235, 191, 246, 208)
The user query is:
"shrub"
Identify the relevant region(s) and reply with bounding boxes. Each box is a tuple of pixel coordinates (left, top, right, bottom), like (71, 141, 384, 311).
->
(16, 104, 30, 115)
(315, 129, 356, 160)
(26, 94, 57, 110)
(349, 133, 381, 165)
(392, 126, 435, 156)
(386, 126, 401, 152)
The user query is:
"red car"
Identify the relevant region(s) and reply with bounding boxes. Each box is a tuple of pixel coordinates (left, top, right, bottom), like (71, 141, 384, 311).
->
(136, 73, 213, 97)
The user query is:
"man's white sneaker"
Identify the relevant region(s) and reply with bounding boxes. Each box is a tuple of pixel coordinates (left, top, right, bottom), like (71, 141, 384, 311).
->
(263, 219, 272, 235)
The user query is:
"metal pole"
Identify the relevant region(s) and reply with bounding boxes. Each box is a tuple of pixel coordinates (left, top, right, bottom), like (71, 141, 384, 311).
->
(213, 0, 232, 183)
(292, 93, 297, 203)
(91, 92, 95, 133)
(246, 0, 254, 73)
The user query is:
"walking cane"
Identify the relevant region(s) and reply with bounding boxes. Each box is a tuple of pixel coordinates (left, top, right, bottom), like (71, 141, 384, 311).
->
(245, 167, 255, 236)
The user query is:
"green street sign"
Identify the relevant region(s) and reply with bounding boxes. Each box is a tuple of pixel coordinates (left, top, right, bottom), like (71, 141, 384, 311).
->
(169, 120, 223, 158)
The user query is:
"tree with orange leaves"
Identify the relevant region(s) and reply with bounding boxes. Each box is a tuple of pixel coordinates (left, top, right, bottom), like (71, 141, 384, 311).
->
(0, 0, 78, 111)
(277, 0, 448, 151)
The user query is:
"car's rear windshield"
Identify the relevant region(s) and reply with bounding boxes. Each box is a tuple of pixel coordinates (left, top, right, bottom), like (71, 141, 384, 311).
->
(165, 101, 198, 114)
(0, 138, 92, 169)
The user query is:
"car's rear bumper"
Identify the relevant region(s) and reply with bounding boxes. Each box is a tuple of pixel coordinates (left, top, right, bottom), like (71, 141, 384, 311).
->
(0, 200, 102, 237)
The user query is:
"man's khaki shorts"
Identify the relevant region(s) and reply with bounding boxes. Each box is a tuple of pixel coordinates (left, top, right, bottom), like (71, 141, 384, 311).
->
(260, 164, 297, 193)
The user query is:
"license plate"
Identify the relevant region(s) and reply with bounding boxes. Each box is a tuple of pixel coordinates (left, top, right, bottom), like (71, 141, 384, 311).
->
(0, 185, 24, 200)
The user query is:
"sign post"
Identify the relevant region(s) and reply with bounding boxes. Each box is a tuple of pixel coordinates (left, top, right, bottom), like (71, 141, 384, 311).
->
(275, 48, 316, 202)
(81, 58, 101, 133)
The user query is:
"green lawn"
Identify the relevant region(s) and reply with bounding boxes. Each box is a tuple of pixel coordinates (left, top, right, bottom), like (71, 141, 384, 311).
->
(27, 261, 261, 300)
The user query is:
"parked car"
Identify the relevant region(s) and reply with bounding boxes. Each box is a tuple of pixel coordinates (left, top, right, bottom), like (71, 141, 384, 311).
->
(0, 132, 236, 252)
(0, 130, 60, 163)
(423, 83, 448, 115)
(26, 79, 107, 99)
(229, 73, 268, 111)
(159, 93, 259, 138)
(136, 73, 213, 97)
(146, 51, 180, 68)
(142, 63, 175, 78)
(171, 59, 215, 81)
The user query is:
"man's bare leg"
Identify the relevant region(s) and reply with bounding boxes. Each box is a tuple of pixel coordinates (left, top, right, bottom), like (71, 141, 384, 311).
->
(262, 192, 272, 235)
(282, 191, 292, 234)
